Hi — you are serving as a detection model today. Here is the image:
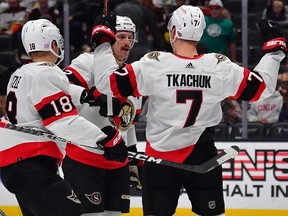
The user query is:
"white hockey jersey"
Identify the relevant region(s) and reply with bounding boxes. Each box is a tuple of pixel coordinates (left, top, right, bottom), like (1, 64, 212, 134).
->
(0, 62, 105, 167)
(64, 52, 142, 169)
(94, 43, 285, 163)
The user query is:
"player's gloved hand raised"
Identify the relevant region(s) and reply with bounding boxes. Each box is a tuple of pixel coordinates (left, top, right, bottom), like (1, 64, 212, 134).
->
(80, 86, 121, 117)
(97, 126, 128, 162)
(258, 19, 287, 53)
(91, 11, 116, 48)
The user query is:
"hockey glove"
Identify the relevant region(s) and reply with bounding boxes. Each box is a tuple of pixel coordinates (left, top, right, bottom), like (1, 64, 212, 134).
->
(80, 87, 121, 117)
(97, 126, 128, 162)
(258, 19, 287, 53)
(91, 11, 116, 48)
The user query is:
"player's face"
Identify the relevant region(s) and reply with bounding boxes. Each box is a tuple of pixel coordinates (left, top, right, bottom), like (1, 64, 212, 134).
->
(113, 31, 134, 63)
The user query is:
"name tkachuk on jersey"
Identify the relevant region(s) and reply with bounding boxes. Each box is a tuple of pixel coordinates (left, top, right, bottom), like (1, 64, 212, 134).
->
(166, 74, 211, 88)
(94, 43, 285, 163)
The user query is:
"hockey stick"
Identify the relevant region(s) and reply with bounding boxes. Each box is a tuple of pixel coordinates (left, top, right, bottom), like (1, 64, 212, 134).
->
(128, 146, 240, 173)
(0, 122, 239, 173)
(103, 0, 113, 117)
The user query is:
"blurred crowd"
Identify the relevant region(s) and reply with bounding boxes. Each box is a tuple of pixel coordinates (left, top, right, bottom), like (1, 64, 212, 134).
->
(1, 0, 288, 136)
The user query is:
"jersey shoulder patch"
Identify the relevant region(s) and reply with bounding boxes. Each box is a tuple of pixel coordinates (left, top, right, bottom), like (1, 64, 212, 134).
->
(147, 51, 161, 61)
(214, 53, 228, 64)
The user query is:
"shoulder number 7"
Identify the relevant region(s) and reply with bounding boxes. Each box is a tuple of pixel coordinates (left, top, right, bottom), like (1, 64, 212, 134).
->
(176, 90, 203, 128)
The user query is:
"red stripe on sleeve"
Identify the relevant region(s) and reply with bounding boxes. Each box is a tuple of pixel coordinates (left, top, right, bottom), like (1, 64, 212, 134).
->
(110, 73, 122, 98)
(232, 68, 249, 99)
(34, 91, 65, 110)
(65, 66, 89, 90)
(125, 64, 141, 97)
(35, 91, 78, 126)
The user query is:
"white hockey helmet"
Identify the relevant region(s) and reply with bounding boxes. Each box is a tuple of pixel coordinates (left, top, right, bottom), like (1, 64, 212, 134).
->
(167, 5, 206, 42)
(21, 19, 64, 64)
(116, 15, 138, 45)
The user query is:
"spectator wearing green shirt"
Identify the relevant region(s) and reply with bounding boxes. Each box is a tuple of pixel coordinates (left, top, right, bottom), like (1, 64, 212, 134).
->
(199, 0, 238, 63)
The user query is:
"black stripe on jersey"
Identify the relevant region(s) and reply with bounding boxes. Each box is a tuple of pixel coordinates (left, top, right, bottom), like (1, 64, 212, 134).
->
(63, 70, 82, 86)
(38, 97, 76, 121)
(115, 69, 134, 97)
(237, 71, 263, 101)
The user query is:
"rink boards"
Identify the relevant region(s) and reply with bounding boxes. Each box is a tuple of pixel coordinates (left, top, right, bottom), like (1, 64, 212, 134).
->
(1, 141, 288, 216)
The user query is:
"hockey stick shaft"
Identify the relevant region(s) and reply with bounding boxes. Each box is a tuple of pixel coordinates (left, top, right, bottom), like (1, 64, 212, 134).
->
(128, 145, 239, 173)
(0, 122, 239, 173)
(103, 0, 109, 16)
(103, 0, 113, 117)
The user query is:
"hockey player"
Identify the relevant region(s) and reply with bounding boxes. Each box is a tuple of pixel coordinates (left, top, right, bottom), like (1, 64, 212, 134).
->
(61, 16, 142, 216)
(90, 5, 287, 216)
(0, 19, 127, 216)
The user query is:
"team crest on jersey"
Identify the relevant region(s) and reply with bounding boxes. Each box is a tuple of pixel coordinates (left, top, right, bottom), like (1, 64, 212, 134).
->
(109, 98, 135, 131)
(214, 53, 227, 64)
(85, 192, 102, 205)
(67, 190, 81, 204)
(147, 51, 160, 61)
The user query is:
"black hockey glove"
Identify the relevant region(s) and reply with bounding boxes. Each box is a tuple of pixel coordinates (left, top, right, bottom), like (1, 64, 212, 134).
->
(97, 126, 128, 162)
(80, 87, 121, 117)
(258, 19, 287, 53)
(91, 11, 116, 48)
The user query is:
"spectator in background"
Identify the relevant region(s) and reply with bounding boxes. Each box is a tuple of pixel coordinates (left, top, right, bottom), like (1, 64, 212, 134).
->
(247, 89, 283, 124)
(27, 0, 62, 27)
(199, 0, 237, 63)
(262, 0, 288, 27)
(54, 0, 88, 53)
(278, 71, 288, 121)
(221, 98, 242, 125)
(114, 0, 165, 63)
(0, 0, 26, 36)
(0, 65, 9, 118)
(0, 0, 8, 13)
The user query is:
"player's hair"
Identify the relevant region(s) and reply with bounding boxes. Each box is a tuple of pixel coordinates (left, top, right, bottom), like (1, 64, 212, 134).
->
(21, 19, 64, 65)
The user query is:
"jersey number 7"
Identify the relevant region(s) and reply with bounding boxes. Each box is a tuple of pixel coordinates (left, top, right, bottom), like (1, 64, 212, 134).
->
(176, 90, 203, 128)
